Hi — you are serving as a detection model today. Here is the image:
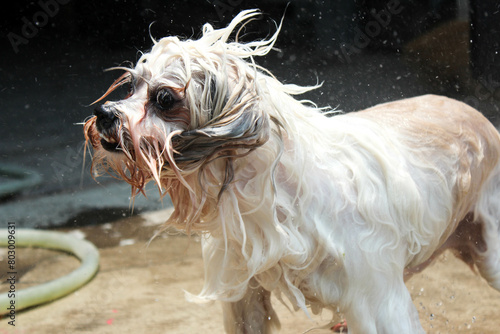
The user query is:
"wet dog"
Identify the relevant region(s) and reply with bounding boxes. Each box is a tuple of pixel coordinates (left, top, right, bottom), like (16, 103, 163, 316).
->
(84, 10, 500, 333)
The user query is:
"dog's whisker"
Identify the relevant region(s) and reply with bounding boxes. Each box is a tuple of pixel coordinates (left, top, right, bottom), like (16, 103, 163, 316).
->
(91, 71, 131, 105)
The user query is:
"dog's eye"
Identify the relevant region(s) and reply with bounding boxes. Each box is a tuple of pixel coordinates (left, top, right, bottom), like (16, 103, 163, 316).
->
(156, 89, 176, 110)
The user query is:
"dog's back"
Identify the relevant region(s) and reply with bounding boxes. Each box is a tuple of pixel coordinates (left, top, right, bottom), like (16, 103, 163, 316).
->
(344, 94, 500, 268)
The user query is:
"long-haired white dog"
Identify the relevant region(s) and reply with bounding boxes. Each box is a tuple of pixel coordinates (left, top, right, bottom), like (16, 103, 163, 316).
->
(84, 10, 500, 333)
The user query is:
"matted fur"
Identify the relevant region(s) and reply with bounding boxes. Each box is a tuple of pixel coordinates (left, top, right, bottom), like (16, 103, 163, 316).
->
(85, 9, 500, 333)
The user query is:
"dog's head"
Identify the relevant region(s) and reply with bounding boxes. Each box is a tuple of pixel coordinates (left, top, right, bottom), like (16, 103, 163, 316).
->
(84, 9, 323, 231)
(84, 10, 283, 196)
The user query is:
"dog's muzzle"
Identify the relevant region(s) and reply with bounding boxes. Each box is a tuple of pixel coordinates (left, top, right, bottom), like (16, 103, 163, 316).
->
(93, 104, 121, 152)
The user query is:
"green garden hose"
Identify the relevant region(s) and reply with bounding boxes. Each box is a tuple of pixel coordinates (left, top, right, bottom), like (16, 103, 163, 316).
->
(0, 229, 99, 314)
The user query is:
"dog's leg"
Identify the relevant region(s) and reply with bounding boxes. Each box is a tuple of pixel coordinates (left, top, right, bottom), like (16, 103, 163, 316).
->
(342, 267, 424, 334)
(472, 165, 500, 291)
(222, 278, 280, 334)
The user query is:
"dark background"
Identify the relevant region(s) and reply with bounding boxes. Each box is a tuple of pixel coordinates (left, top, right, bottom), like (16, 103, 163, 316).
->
(1, 0, 499, 228)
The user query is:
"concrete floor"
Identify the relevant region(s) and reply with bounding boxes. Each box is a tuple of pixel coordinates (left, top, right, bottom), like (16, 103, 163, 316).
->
(1, 209, 499, 333)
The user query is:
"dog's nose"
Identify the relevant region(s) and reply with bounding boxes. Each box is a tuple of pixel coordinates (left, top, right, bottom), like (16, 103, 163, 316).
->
(94, 104, 118, 132)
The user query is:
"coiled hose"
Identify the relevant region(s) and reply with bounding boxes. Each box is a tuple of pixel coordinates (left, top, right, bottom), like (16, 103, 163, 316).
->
(0, 229, 100, 314)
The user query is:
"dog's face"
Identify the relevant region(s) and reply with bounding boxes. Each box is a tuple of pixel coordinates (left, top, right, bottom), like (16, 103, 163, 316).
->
(84, 26, 273, 196)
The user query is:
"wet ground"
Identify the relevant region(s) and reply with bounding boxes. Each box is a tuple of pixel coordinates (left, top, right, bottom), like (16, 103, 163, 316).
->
(1, 209, 499, 333)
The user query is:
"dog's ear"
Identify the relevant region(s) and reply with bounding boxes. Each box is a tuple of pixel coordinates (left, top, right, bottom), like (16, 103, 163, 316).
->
(208, 77, 218, 119)
(206, 75, 229, 122)
(177, 68, 270, 162)
(176, 94, 269, 163)
(170, 71, 270, 197)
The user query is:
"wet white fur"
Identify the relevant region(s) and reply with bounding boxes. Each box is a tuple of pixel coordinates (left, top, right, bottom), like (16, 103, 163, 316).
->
(88, 10, 500, 334)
